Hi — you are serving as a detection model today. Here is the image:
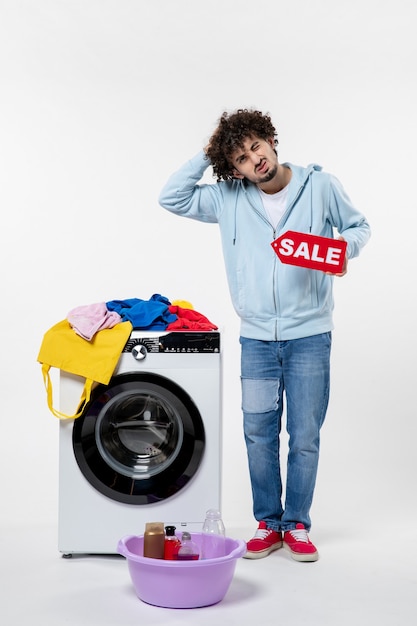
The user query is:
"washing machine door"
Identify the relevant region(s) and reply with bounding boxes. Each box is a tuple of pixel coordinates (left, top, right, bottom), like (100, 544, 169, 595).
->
(72, 373, 205, 504)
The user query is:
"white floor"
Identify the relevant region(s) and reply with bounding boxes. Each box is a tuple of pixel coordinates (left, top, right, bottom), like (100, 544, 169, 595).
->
(1, 521, 416, 626)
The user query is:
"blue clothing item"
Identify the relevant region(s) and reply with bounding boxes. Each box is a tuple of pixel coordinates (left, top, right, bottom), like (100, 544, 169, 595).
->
(106, 294, 177, 330)
(159, 151, 371, 341)
(240, 333, 331, 532)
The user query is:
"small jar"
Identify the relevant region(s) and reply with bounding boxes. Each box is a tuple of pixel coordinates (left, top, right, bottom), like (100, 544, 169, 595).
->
(176, 531, 200, 560)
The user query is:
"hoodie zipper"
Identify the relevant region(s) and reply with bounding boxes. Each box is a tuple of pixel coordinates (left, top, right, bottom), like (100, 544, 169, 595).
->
(272, 226, 279, 340)
(273, 170, 315, 339)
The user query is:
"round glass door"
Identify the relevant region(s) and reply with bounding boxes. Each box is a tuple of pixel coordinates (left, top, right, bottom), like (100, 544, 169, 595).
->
(73, 373, 205, 504)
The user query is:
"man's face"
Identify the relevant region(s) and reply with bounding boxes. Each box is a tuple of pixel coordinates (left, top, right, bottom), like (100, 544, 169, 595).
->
(230, 135, 278, 185)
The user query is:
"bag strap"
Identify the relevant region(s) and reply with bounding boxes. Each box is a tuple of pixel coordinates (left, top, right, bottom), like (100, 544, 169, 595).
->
(41, 363, 93, 420)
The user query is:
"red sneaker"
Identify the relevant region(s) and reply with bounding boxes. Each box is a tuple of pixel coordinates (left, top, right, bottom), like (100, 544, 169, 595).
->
(244, 521, 283, 559)
(283, 523, 319, 562)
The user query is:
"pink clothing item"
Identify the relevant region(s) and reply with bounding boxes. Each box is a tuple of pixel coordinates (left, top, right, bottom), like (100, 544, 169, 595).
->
(67, 302, 122, 341)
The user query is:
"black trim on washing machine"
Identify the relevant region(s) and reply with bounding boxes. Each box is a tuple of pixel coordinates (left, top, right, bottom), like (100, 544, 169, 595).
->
(72, 372, 205, 505)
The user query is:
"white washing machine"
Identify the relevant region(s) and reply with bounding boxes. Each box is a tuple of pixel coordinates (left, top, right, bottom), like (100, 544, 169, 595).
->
(58, 330, 222, 555)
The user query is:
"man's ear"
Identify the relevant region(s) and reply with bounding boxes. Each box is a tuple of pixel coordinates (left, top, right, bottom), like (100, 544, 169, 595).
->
(232, 169, 245, 179)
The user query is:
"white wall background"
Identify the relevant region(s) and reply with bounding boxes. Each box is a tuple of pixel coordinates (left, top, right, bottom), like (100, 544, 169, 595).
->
(1, 0, 415, 533)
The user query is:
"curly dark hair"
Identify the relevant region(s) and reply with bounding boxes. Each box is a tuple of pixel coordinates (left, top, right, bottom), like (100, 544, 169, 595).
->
(206, 109, 278, 181)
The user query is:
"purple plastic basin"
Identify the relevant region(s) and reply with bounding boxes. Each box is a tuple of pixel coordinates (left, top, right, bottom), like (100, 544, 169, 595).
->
(117, 533, 246, 609)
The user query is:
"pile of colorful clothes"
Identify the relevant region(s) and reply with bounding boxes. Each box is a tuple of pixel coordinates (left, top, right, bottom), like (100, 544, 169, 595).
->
(66, 294, 217, 341)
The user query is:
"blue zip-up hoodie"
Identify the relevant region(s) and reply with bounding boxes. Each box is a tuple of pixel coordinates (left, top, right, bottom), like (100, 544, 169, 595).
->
(159, 151, 371, 341)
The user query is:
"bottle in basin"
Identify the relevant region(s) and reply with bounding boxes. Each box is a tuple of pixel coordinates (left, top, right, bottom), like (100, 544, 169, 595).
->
(143, 522, 165, 559)
(201, 508, 226, 559)
(164, 525, 181, 560)
(176, 531, 200, 560)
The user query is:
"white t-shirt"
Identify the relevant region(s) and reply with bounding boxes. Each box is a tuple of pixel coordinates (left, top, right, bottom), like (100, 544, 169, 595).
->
(258, 184, 290, 228)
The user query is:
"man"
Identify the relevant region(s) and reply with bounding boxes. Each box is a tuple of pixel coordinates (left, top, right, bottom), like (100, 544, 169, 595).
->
(159, 109, 370, 562)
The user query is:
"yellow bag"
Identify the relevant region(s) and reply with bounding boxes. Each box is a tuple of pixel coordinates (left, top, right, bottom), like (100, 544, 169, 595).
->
(37, 319, 132, 419)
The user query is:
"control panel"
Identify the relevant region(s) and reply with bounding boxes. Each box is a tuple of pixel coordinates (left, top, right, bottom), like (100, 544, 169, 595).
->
(123, 332, 220, 354)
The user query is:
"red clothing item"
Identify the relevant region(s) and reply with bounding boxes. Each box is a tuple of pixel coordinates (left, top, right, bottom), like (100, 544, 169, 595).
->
(167, 306, 218, 331)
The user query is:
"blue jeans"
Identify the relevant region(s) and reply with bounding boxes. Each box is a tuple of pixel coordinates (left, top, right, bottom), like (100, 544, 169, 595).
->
(240, 333, 331, 532)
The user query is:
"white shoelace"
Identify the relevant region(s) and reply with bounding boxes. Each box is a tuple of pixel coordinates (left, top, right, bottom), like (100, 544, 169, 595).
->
(287, 527, 309, 543)
(253, 527, 273, 539)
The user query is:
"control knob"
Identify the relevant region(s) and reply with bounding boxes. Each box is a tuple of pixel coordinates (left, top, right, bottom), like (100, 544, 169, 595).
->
(132, 343, 147, 361)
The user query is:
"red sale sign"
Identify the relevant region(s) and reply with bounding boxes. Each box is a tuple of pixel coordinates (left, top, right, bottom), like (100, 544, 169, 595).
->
(271, 231, 347, 274)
